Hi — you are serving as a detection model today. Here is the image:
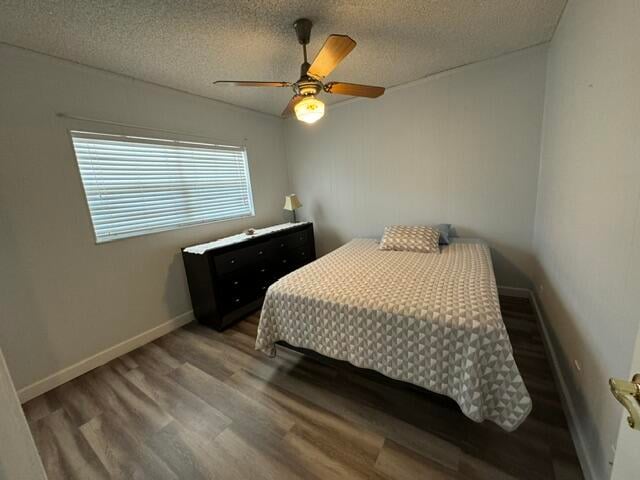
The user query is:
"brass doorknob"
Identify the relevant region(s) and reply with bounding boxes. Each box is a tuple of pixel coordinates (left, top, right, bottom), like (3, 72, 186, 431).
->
(609, 374, 640, 430)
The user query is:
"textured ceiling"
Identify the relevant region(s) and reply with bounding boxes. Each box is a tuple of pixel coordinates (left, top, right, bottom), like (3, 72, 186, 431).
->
(0, 0, 566, 115)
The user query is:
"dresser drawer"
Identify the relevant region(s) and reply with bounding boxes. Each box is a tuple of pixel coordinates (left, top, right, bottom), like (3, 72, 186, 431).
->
(219, 292, 253, 313)
(272, 229, 309, 251)
(217, 263, 271, 292)
(255, 263, 273, 278)
(217, 274, 250, 294)
(256, 279, 271, 296)
(218, 277, 272, 313)
(213, 249, 248, 274)
(288, 245, 312, 266)
(275, 245, 312, 272)
(213, 241, 270, 275)
(293, 245, 312, 264)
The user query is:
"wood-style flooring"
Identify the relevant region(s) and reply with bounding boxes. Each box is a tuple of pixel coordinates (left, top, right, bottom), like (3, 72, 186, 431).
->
(23, 295, 584, 479)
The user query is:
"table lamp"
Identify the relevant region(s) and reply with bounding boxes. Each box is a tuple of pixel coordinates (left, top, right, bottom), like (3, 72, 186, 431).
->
(283, 194, 302, 222)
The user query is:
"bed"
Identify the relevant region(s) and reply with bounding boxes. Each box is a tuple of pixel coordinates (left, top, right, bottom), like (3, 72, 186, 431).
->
(255, 238, 532, 431)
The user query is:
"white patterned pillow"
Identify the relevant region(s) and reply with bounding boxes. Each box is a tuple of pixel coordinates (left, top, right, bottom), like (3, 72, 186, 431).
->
(379, 225, 440, 253)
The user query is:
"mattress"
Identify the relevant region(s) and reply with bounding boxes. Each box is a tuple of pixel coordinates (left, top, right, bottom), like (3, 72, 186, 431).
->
(255, 238, 531, 431)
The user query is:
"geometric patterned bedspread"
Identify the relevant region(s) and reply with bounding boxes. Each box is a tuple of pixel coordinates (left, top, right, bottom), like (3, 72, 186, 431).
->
(255, 239, 532, 431)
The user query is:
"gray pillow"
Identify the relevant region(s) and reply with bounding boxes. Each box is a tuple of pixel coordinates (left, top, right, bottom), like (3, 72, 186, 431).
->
(379, 225, 441, 253)
(435, 224, 452, 245)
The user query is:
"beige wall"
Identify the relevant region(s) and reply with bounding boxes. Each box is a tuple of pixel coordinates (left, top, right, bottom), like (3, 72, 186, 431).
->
(0, 44, 288, 390)
(284, 46, 548, 287)
(533, 1, 640, 478)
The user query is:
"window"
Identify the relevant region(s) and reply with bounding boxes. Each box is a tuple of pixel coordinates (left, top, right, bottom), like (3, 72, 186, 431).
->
(70, 130, 254, 243)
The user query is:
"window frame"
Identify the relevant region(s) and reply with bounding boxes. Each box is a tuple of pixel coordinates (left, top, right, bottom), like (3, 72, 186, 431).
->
(68, 129, 256, 244)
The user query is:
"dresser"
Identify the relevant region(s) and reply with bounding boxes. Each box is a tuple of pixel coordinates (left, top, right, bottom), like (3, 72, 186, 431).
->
(182, 222, 315, 330)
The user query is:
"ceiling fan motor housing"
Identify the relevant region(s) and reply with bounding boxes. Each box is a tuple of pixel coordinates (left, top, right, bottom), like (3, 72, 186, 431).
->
(295, 78, 322, 97)
(294, 18, 312, 45)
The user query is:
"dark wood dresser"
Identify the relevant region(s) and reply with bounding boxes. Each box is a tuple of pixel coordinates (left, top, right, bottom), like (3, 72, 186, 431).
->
(182, 222, 315, 330)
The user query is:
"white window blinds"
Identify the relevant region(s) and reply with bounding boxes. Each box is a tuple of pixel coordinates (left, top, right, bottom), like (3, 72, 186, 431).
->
(70, 131, 254, 243)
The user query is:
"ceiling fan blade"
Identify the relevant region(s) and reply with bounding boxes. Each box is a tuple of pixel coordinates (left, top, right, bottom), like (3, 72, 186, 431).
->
(307, 35, 356, 80)
(214, 81, 291, 87)
(324, 82, 385, 98)
(282, 95, 304, 117)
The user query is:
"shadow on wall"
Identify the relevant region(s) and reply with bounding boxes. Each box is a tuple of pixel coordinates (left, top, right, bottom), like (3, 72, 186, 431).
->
(452, 225, 534, 288)
(164, 251, 192, 319)
(531, 257, 616, 478)
(0, 210, 55, 391)
(282, 210, 295, 224)
(490, 248, 533, 289)
(307, 203, 345, 256)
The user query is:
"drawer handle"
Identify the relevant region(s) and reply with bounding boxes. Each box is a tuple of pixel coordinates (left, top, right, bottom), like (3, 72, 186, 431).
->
(230, 259, 236, 264)
(282, 259, 287, 264)
(258, 250, 263, 255)
(234, 298, 240, 303)
(261, 286, 267, 291)
(260, 268, 266, 273)
(280, 243, 285, 247)
(233, 280, 239, 286)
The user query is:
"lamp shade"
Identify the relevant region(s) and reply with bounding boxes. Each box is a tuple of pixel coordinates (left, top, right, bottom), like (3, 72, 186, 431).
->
(283, 194, 302, 211)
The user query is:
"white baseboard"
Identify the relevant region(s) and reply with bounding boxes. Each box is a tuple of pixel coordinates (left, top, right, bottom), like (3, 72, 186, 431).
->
(499, 286, 596, 480)
(18, 311, 194, 403)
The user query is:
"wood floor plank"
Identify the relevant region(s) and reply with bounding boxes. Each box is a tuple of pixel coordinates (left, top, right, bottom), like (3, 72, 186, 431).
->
(80, 414, 178, 480)
(49, 375, 104, 427)
(211, 426, 309, 480)
(150, 420, 314, 480)
(374, 439, 458, 480)
(23, 392, 62, 424)
(110, 358, 134, 377)
(282, 426, 387, 480)
(227, 369, 385, 466)
(124, 364, 232, 442)
(127, 342, 183, 376)
(168, 362, 295, 437)
(228, 369, 391, 477)
(457, 454, 519, 479)
(30, 409, 110, 480)
(551, 451, 584, 480)
(154, 331, 236, 381)
(146, 421, 231, 480)
(465, 421, 555, 480)
(233, 317, 259, 337)
(81, 365, 172, 441)
(176, 326, 283, 379)
(243, 353, 465, 471)
(109, 353, 139, 376)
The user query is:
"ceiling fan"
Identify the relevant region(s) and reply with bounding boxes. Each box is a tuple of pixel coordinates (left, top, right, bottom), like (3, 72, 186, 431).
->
(214, 18, 385, 124)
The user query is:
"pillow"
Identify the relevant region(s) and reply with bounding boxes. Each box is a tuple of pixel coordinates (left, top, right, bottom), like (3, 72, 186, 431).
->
(379, 225, 440, 253)
(435, 223, 452, 245)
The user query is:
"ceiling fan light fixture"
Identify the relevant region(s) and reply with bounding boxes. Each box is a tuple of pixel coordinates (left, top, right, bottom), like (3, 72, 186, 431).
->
(214, 19, 385, 119)
(294, 96, 325, 124)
